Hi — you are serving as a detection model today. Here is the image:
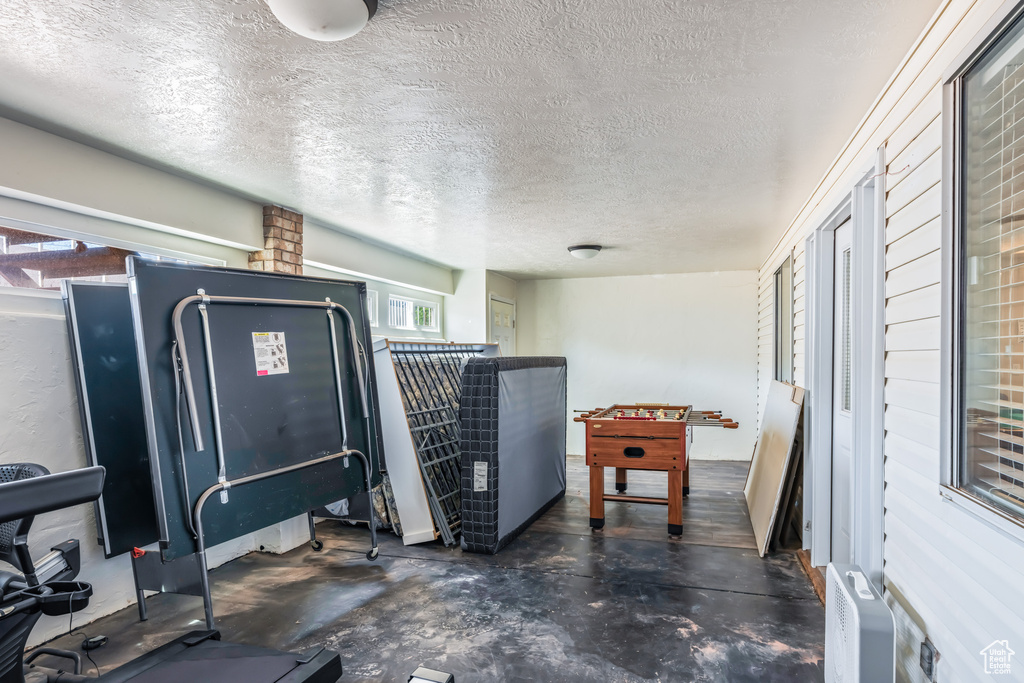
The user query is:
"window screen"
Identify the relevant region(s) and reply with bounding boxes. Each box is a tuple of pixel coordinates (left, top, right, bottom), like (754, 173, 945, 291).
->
(958, 14, 1024, 521)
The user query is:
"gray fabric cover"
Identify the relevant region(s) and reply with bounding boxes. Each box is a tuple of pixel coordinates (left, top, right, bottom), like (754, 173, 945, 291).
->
(460, 357, 566, 554)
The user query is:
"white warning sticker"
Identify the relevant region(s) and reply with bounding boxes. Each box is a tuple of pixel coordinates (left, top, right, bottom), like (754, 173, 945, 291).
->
(252, 331, 289, 376)
(473, 461, 488, 492)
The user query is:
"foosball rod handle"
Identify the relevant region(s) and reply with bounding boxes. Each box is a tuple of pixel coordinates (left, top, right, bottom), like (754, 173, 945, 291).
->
(573, 408, 607, 422)
(686, 419, 739, 428)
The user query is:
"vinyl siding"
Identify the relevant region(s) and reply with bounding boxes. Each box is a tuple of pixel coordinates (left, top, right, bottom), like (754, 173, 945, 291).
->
(756, 272, 775, 424)
(757, 0, 1024, 680)
(755, 243, 807, 426)
(793, 247, 808, 387)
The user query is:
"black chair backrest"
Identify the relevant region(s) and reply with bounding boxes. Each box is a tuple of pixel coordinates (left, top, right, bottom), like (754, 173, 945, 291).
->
(0, 464, 49, 578)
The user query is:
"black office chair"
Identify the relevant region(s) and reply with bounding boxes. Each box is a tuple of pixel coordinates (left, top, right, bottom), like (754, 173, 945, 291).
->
(0, 464, 50, 579)
(0, 464, 48, 683)
(0, 465, 341, 683)
(0, 463, 92, 683)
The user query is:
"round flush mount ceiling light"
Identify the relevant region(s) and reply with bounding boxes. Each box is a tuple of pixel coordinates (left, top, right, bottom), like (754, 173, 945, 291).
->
(266, 0, 378, 42)
(568, 245, 602, 260)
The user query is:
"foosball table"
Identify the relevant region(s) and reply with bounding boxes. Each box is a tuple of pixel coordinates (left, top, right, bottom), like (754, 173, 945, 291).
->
(574, 404, 738, 537)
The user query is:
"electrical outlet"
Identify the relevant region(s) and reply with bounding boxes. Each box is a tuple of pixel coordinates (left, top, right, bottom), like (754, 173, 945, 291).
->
(920, 639, 937, 681)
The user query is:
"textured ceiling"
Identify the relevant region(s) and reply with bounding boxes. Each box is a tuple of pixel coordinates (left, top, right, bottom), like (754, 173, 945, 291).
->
(0, 0, 941, 279)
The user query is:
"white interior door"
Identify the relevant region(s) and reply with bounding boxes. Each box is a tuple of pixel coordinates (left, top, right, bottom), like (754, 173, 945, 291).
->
(831, 220, 853, 564)
(489, 298, 515, 356)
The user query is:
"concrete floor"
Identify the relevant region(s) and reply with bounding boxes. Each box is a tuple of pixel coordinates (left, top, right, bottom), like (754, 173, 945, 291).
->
(37, 457, 824, 682)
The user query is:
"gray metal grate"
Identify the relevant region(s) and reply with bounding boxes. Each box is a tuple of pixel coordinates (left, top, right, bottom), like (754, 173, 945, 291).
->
(407, 406, 463, 545)
(389, 344, 486, 546)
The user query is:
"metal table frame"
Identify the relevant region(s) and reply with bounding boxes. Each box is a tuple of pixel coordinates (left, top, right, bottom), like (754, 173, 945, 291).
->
(168, 292, 379, 629)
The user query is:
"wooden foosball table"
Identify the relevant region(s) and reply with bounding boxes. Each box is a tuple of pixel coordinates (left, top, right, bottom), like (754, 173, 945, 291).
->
(574, 404, 738, 537)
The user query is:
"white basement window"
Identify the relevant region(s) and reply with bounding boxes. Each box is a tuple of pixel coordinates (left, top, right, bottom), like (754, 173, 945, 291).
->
(0, 226, 195, 290)
(388, 295, 440, 333)
(956, 13, 1024, 522)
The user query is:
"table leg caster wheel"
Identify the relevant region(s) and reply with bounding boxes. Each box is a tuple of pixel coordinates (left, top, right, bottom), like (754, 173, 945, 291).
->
(366, 547, 379, 561)
(589, 518, 605, 531)
(683, 487, 689, 496)
(668, 524, 683, 538)
(615, 484, 627, 493)
(310, 539, 324, 552)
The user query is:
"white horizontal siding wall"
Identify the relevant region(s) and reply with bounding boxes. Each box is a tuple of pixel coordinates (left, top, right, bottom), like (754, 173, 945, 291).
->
(756, 270, 774, 424)
(793, 245, 807, 387)
(755, 245, 806, 428)
(757, 0, 1024, 681)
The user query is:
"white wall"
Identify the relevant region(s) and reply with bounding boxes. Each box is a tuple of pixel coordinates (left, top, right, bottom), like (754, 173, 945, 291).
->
(757, 1, 1024, 680)
(486, 272, 517, 302)
(517, 271, 758, 460)
(303, 219, 452, 295)
(0, 289, 310, 644)
(444, 270, 519, 346)
(0, 117, 262, 254)
(0, 116, 453, 294)
(444, 268, 488, 343)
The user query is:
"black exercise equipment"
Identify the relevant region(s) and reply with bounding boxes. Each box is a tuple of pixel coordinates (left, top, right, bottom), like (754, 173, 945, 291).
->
(0, 465, 342, 683)
(62, 260, 385, 629)
(0, 463, 98, 683)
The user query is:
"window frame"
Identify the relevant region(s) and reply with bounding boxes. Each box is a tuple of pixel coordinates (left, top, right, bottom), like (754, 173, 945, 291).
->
(366, 289, 379, 328)
(388, 294, 440, 333)
(942, 0, 1024, 539)
(0, 224, 220, 290)
(773, 254, 794, 383)
(297, 265, 445, 341)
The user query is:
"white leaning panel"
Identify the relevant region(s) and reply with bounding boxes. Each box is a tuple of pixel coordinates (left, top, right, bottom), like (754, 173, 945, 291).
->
(743, 379, 805, 556)
(373, 339, 436, 545)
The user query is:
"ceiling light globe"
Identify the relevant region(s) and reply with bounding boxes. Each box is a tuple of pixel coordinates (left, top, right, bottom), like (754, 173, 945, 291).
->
(568, 245, 602, 260)
(266, 0, 376, 42)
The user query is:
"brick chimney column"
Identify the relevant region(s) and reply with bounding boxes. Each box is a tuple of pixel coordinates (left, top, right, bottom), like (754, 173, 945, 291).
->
(248, 205, 303, 275)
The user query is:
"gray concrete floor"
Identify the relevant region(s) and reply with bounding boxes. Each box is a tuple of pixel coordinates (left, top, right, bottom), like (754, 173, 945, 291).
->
(37, 457, 824, 682)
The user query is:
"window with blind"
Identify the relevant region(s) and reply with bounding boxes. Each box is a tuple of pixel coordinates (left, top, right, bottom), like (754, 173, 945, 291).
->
(388, 295, 439, 333)
(958, 14, 1024, 522)
(773, 255, 794, 383)
(841, 248, 852, 412)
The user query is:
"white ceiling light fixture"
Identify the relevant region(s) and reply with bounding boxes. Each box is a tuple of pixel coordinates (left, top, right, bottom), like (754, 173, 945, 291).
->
(266, 0, 378, 42)
(568, 245, 602, 260)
